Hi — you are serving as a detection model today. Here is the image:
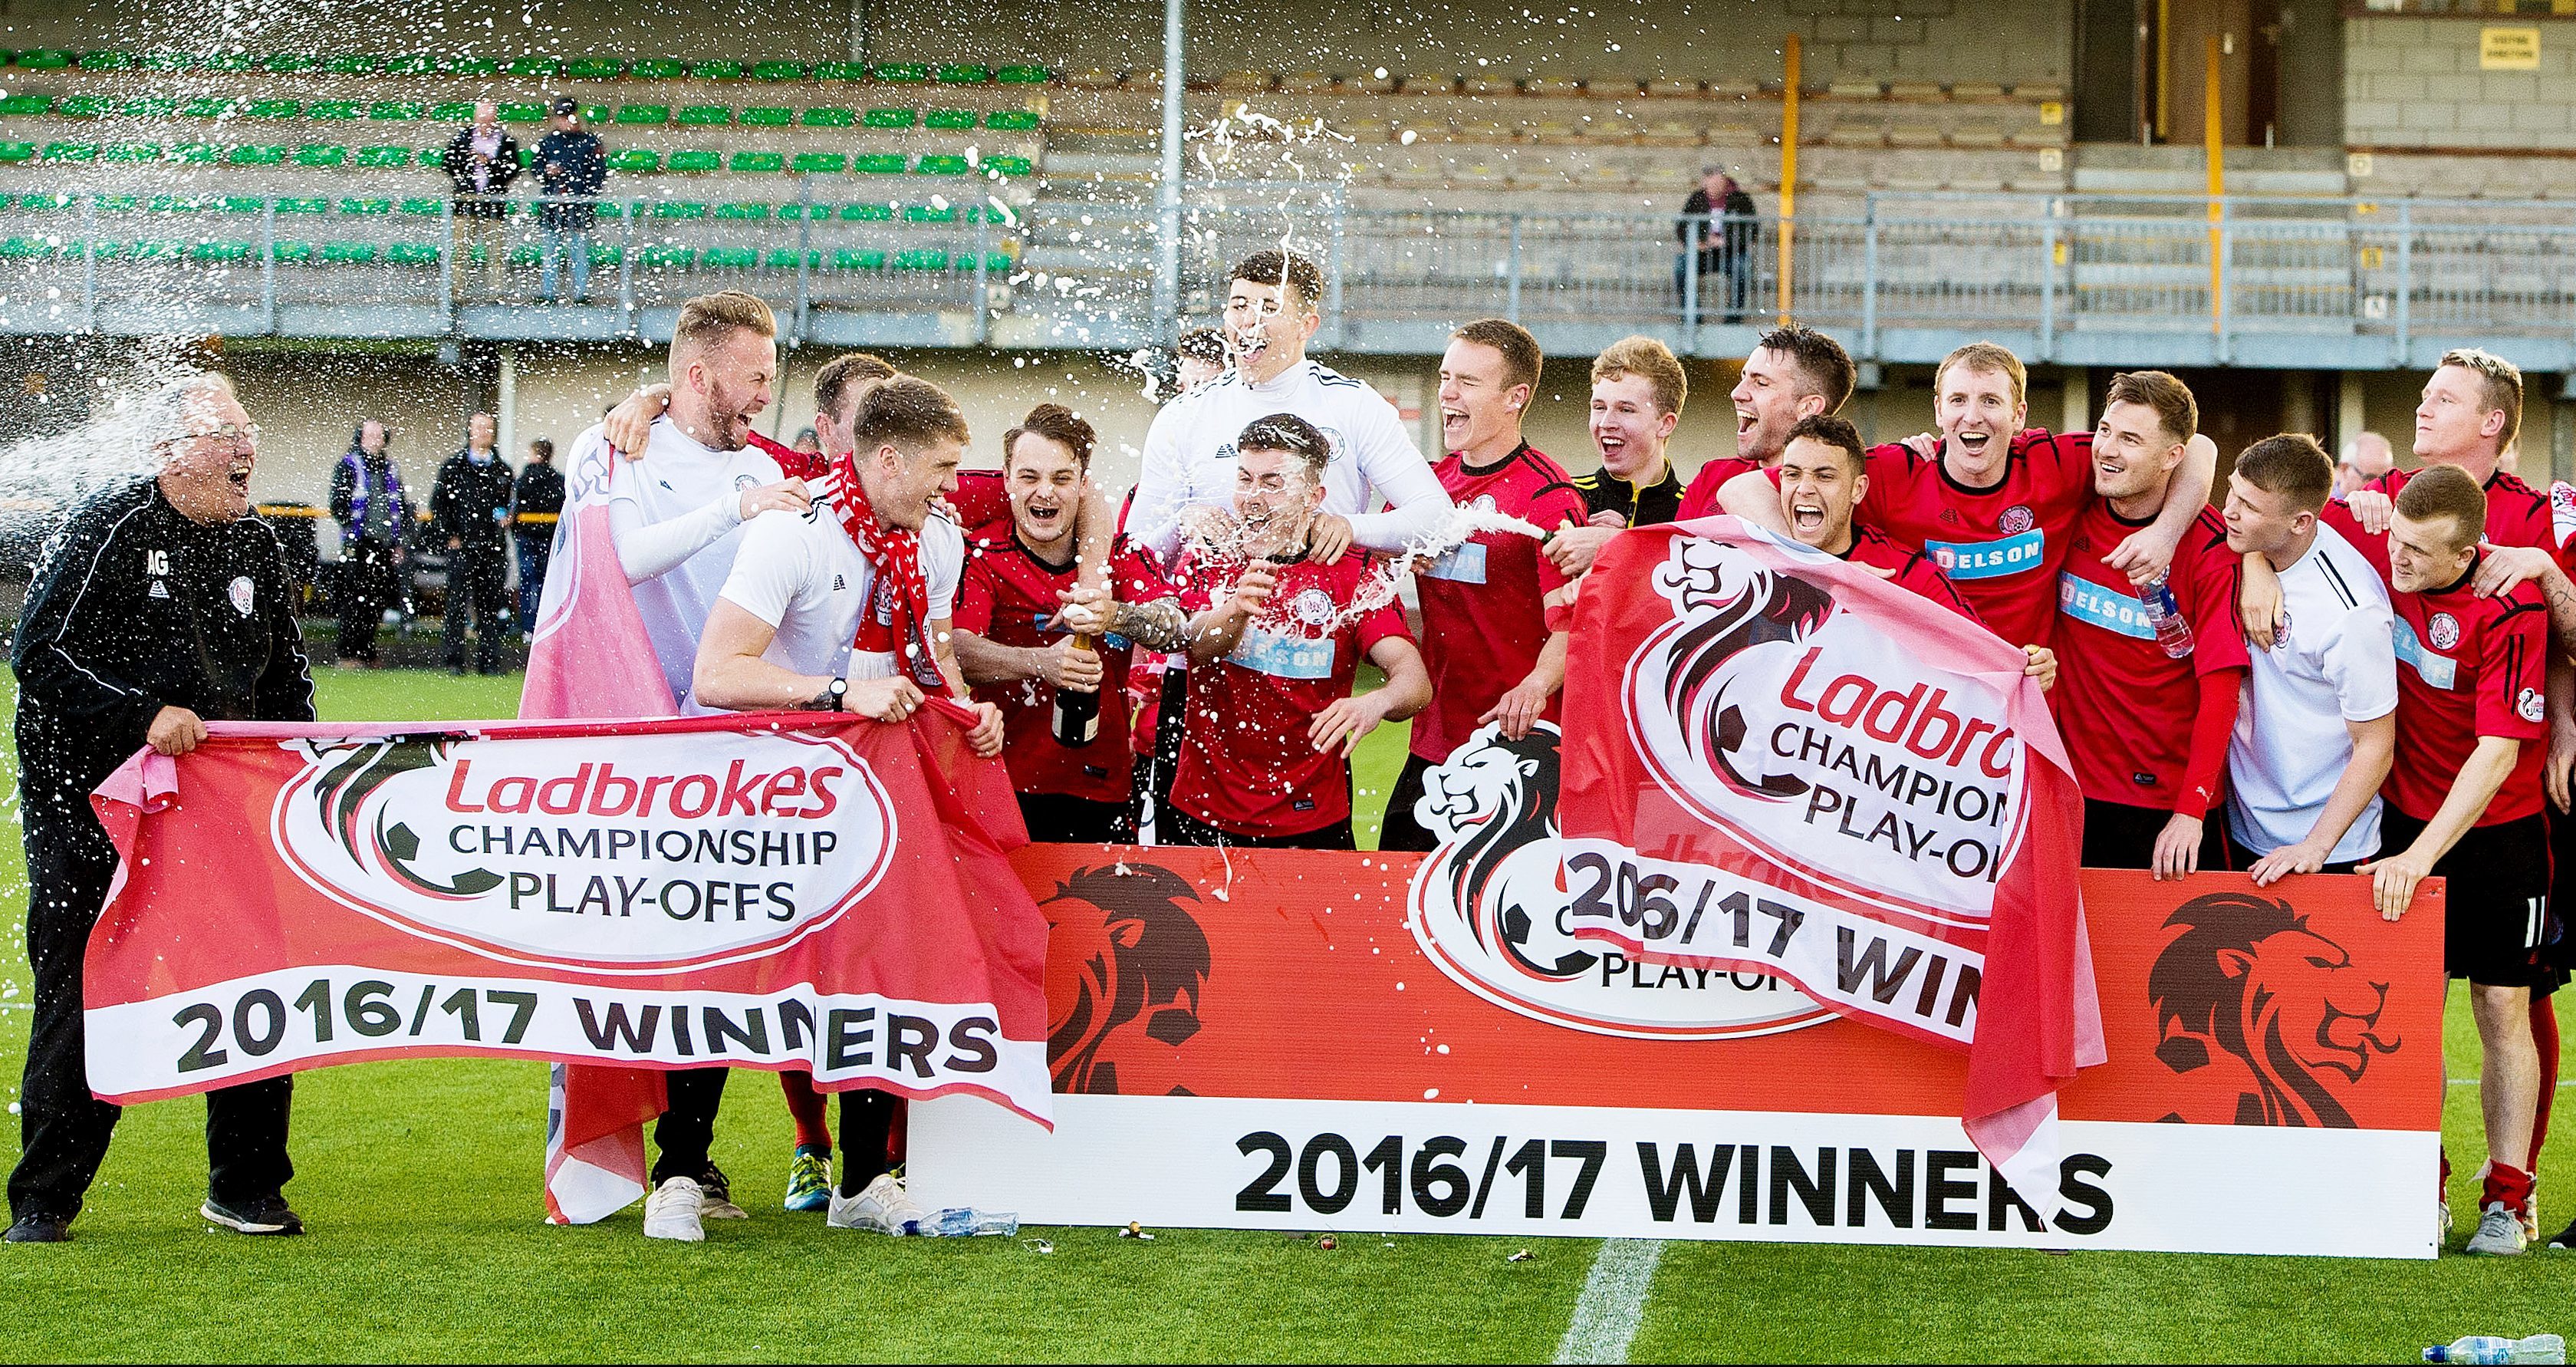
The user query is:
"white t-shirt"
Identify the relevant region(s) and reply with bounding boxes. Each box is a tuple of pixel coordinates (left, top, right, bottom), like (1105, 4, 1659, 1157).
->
(2226, 523, 2400, 861)
(604, 417, 785, 706)
(696, 498, 963, 712)
(1130, 357, 1449, 558)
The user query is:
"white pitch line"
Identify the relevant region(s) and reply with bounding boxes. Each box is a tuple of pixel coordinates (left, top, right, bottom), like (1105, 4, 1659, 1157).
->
(1554, 1237, 1666, 1365)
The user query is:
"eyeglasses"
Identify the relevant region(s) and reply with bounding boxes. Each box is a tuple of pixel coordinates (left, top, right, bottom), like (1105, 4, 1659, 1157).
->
(173, 423, 260, 451)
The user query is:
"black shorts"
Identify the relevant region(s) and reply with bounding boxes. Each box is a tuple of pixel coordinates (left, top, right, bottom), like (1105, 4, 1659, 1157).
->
(2381, 809, 2551, 987)
(1015, 790, 1129, 845)
(2082, 799, 2236, 872)
(2538, 805, 2576, 983)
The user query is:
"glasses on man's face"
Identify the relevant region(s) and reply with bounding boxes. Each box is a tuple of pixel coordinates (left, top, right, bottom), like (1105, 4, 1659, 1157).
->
(175, 423, 260, 453)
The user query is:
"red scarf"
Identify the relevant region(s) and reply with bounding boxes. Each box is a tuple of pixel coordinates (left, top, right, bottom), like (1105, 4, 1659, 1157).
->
(824, 454, 948, 690)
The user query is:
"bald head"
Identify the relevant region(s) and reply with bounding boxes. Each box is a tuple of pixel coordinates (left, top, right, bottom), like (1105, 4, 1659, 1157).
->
(2335, 431, 2394, 497)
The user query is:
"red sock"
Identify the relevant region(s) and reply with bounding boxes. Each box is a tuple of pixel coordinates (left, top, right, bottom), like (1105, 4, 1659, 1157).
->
(2483, 1162, 2535, 1213)
(2532, 996, 2560, 1176)
(781, 1070, 831, 1152)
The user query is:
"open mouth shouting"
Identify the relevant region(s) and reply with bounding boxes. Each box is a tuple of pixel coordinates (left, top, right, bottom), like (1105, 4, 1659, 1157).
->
(1232, 326, 1270, 364)
(1025, 498, 1064, 532)
(1788, 496, 1826, 536)
(1441, 405, 1472, 446)
(1735, 407, 1760, 443)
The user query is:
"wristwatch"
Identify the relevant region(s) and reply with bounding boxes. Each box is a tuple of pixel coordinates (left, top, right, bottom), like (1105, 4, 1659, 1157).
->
(826, 677, 848, 712)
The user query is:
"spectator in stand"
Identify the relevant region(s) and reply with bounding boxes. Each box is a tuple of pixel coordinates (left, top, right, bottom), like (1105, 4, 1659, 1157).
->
(534, 97, 604, 305)
(2336, 431, 2396, 499)
(1676, 166, 1756, 324)
(791, 426, 822, 458)
(1174, 326, 1229, 396)
(327, 419, 410, 668)
(430, 413, 516, 675)
(441, 100, 521, 298)
(511, 436, 564, 638)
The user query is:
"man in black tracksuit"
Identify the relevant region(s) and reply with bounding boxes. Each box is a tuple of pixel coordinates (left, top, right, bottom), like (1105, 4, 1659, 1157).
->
(430, 412, 516, 674)
(7, 375, 315, 1243)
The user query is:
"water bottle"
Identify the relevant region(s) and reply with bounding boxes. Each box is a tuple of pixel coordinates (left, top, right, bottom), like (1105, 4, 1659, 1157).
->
(2136, 570, 2196, 660)
(1051, 633, 1100, 747)
(905, 1207, 1021, 1237)
(2424, 1334, 2566, 1364)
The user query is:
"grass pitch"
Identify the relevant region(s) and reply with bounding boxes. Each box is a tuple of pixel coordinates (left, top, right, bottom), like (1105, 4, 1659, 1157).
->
(0, 669, 2568, 1362)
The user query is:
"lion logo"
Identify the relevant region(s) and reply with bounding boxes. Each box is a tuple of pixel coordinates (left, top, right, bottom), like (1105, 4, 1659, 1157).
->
(1653, 539, 1838, 804)
(1041, 865, 1212, 1095)
(2147, 891, 2400, 1128)
(1413, 723, 1579, 980)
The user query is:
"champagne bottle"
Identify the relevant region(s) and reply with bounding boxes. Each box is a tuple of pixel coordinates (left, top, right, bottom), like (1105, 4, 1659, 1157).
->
(1051, 633, 1100, 747)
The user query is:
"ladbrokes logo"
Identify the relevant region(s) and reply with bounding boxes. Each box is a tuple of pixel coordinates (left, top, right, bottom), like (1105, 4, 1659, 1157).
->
(1406, 722, 1832, 1039)
(1627, 537, 2024, 919)
(273, 730, 897, 972)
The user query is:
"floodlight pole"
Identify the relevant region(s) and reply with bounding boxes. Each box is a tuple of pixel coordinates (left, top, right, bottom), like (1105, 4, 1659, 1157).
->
(1153, 0, 1185, 338)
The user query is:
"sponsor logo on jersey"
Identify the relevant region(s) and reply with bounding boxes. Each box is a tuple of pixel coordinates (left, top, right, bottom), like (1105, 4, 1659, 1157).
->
(1999, 505, 2035, 535)
(1926, 529, 2045, 580)
(1289, 587, 1338, 627)
(1423, 541, 1489, 584)
(2521, 687, 2546, 723)
(2427, 611, 2460, 651)
(2058, 572, 2156, 640)
(2390, 618, 2458, 690)
(1225, 625, 1335, 680)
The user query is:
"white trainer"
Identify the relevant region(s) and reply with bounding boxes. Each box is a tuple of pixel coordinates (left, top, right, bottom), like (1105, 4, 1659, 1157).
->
(827, 1171, 926, 1234)
(643, 1177, 707, 1243)
(2464, 1202, 2528, 1257)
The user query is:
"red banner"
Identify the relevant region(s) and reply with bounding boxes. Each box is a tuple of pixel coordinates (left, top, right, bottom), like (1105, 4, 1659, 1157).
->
(1557, 519, 2101, 1194)
(80, 713, 1051, 1130)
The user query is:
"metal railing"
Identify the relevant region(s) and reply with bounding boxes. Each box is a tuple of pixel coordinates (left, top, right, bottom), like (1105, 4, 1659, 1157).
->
(2, 187, 2571, 364)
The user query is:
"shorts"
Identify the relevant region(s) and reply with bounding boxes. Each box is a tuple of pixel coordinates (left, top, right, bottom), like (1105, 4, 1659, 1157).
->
(2381, 809, 2551, 987)
(2081, 799, 2235, 871)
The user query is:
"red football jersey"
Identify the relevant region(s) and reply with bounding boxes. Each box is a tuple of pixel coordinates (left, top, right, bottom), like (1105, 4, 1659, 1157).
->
(2382, 561, 2548, 825)
(1677, 455, 1762, 522)
(1171, 554, 1413, 836)
(1851, 428, 2095, 650)
(1411, 444, 1587, 764)
(2050, 502, 2251, 811)
(2324, 466, 2557, 579)
(1840, 523, 1982, 624)
(951, 469, 1010, 531)
(953, 520, 1150, 804)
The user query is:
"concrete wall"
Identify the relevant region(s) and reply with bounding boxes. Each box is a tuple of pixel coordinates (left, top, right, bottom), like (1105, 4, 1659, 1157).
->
(2345, 15, 2574, 150)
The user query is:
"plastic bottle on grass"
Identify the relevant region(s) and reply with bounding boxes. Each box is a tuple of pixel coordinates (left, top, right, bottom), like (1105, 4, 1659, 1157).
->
(2423, 1333, 2565, 1364)
(905, 1207, 1019, 1237)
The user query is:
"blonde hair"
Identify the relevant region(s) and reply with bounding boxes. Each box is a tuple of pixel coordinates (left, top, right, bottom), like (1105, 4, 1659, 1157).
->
(1591, 335, 1687, 416)
(672, 290, 777, 351)
(2439, 347, 2523, 456)
(1936, 341, 2027, 410)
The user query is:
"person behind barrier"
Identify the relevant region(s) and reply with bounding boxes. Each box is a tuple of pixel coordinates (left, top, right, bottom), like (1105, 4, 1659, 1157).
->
(511, 437, 563, 638)
(429, 412, 515, 675)
(8, 374, 316, 1243)
(327, 417, 410, 667)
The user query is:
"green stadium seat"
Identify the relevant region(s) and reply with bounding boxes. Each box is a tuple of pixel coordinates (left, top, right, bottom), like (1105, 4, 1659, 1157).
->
(801, 107, 855, 127)
(752, 61, 805, 82)
(147, 194, 205, 212)
(189, 242, 256, 263)
(0, 237, 54, 259)
(200, 53, 255, 72)
(0, 142, 33, 164)
(894, 248, 950, 271)
(981, 252, 1014, 271)
(429, 101, 477, 122)
(629, 58, 686, 80)
(985, 109, 1041, 130)
(139, 51, 199, 71)
(853, 153, 907, 174)
(615, 104, 670, 126)
(606, 148, 661, 173)
(507, 56, 558, 77)
(271, 240, 315, 264)
(841, 203, 896, 220)
(263, 54, 316, 74)
(702, 246, 758, 268)
(508, 243, 541, 266)
(515, 147, 538, 168)
(226, 145, 287, 166)
(591, 201, 628, 219)
(398, 197, 445, 216)
(246, 99, 303, 120)
(667, 150, 720, 173)
(716, 202, 771, 220)
(445, 57, 500, 77)
(294, 146, 347, 168)
(651, 201, 709, 219)
(307, 100, 361, 121)
(123, 97, 179, 117)
(995, 64, 1050, 84)
(902, 204, 954, 222)
(381, 54, 434, 76)
(640, 244, 696, 268)
(322, 54, 381, 75)
(765, 249, 816, 269)
(690, 61, 742, 80)
(676, 105, 731, 126)
(0, 94, 49, 115)
(985, 155, 1033, 176)
(355, 147, 412, 168)
(740, 107, 792, 127)
(221, 196, 267, 214)
(85, 242, 130, 262)
(183, 97, 239, 119)
(323, 241, 380, 263)
(278, 196, 328, 214)
(913, 154, 970, 176)
(729, 151, 785, 173)
(936, 64, 990, 84)
(338, 197, 393, 216)
(864, 108, 918, 129)
(418, 145, 449, 165)
(386, 242, 439, 265)
(871, 63, 929, 83)
(812, 61, 867, 81)
(102, 143, 163, 164)
(368, 100, 427, 121)
(55, 95, 112, 118)
(587, 243, 623, 266)
(498, 102, 548, 124)
(775, 203, 818, 221)
(564, 58, 625, 80)
(830, 248, 887, 271)
(172, 143, 219, 165)
(95, 194, 140, 212)
(18, 193, 75, 209)
(791, 152, 847, 173)
(16, 50, 71, 70)
(41, 142, 98, 163)
(81, 50, 133, 70)
(925, 109, 976, 130)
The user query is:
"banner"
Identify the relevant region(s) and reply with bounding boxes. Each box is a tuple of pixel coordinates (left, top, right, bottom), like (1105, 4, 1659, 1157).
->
(81, 713, 1052, 1135)
(1557, 520, 2101, 1194)
(909, 740, 2444, 1255)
